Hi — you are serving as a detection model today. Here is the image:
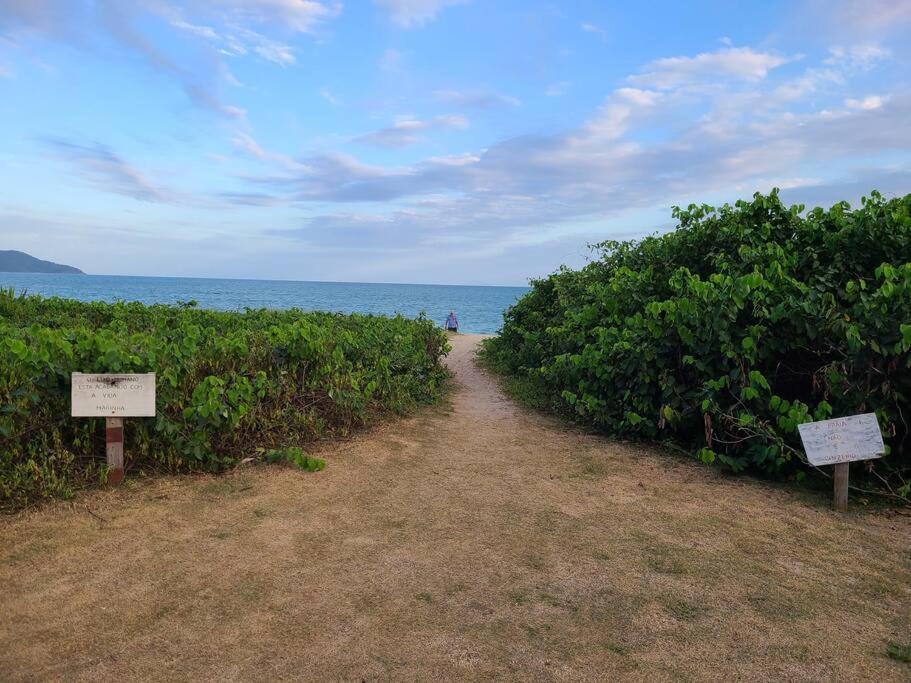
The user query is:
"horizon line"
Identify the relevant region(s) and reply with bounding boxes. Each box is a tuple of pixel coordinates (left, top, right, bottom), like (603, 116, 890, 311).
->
(0, 271, 533, 289)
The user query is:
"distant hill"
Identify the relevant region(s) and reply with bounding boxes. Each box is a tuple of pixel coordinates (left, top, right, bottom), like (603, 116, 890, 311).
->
(0, 250, 83, 274)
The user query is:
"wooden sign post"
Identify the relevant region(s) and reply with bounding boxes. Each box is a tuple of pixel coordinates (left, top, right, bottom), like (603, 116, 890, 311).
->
(105, 417, 125, 485)
(72, 373, 156, 485)
(797, 413, 885, 512)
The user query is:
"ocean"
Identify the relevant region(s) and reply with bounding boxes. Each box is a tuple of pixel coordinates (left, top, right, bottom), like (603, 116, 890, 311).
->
(0, 273, 529, 335)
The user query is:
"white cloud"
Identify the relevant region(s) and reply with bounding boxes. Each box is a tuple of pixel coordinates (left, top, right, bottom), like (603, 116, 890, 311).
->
(828, 0, 911, 34)
(772, 68, 840, 102)
(230, 132, 306, 170)
(824, 43, 890, 68)
(171, 19, 220, 40)
(210, 0, 340, 33)
(631, 47, 795, 89)
(768, 43, 887, 105)
(581, 22, 607, 37)
(426, 152, 482, 166)
(433, 114, 469, 128)
(221, 64, 243, 86)
(7, 1, 910, 283)
(845, 94, 888, 110)
(0, 0, 338, 115)
(614, 87, 662, 107)
(170, 19, 298, 66)
(320, 87, 340, 104)
(373, 0, 465, 28)
(433, 89, 520, 108)
(243, 41, 911, 262)
(221, 104, 248, 119)
(43, 138, 174, 203)
(253, 41, 295, 65)
(577, 87, 663, 141)
(354, 114, 468, 147)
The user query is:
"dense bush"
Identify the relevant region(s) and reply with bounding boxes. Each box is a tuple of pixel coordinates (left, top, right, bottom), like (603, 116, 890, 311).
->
(484, 190, 911, 500)
(0, 294, 449, 509)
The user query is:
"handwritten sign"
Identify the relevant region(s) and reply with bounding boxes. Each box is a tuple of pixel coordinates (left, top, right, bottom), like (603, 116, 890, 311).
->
(797, 413, 885, 466)
(71, 373, 156, 417)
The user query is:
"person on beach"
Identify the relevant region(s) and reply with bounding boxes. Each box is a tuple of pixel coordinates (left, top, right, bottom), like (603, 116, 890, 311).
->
(445, 310, 459, 333)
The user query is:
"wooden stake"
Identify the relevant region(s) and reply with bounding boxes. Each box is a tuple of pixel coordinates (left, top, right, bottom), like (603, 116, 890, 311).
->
(833, 461, 849, 512)
(105, 417, 124, 485)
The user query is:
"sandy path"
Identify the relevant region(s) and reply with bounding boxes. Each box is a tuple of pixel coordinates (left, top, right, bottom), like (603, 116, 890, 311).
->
(1, 335, 909, 681)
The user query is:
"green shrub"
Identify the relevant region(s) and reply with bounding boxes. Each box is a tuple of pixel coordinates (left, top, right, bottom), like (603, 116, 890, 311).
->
(484, 190, 911, 499)
(0, 294, 448, 509)
(264, 447, 325, 472)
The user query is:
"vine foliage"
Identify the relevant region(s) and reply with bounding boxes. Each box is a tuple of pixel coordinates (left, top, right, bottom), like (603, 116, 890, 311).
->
(484, 190, 911, 500)
(1, 296, 449, 509)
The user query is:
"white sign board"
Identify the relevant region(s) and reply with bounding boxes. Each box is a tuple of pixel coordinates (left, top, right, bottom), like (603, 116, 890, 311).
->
(797, 413, 885, 466)
(71, 373, 156, 417)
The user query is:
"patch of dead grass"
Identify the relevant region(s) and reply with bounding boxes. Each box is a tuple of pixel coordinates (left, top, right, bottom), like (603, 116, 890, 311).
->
(1, 335, 909, 681)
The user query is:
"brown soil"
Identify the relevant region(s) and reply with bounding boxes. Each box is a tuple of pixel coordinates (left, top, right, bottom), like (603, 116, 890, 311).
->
(2, 334, 910, 681)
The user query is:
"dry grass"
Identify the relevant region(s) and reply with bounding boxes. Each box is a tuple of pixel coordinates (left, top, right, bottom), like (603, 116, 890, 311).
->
(1, 334, 910, 681)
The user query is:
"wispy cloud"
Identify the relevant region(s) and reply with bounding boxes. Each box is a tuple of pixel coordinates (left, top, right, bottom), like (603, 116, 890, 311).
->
(218, 191, 288, 206)
(631, 46, 795, 89)
(253, 41, 295, 65)
(354, 114, 468, 147)
(250, 42, 911, 258)
(43, 137, 173, 203)
(845, 94, 889, 110)
(169, 17, 298, 66)
(268, 213, 422, 248)
(824, 0, 911, 34)
(769, 44, 888, 104)
(433, 89, 520, 108)
(320, 87, 340, 104)
(6, 2, 911, 285)
(0, 0, 340, 115)
(373, 0, 466, 27)
(577, 87, 663, 141)
(230, 132, 306, 169)
(581, 22, 607, 38)
(211, 0, 341, 33)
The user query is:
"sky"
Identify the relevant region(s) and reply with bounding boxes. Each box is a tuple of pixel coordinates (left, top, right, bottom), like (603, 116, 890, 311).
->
(1, 0, 910, 286)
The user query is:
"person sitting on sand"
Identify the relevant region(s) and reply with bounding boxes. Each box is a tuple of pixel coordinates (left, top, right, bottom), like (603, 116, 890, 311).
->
(445, 310, 459, 333)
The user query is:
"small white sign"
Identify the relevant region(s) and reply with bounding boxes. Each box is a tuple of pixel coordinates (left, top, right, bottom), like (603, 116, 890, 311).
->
(71, 373, 156, 417)
(797, 413, 885, 466)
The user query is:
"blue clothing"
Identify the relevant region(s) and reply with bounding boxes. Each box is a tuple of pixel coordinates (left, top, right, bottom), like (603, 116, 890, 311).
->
(445, 313, 459, 330)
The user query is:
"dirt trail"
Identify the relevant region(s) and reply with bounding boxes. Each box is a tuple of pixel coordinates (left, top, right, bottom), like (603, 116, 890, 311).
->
(2, 335, 910, 681)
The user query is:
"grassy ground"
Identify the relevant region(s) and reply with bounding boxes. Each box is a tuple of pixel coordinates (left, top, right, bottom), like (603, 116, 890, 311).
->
(1, 334, 909, 681)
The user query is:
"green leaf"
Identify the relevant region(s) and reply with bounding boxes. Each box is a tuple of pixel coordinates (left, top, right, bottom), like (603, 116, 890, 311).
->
(697, 447, 716, 464)
(748, 370, 770, 390)
(901, 323, 911, 350)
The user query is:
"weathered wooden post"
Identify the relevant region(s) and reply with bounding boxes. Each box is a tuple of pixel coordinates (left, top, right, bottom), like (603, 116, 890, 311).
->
(105, 417, 125, 485)
(72, 373, 156, 485)
(832, 462, 849, 513)
(797, 413, 885, 512)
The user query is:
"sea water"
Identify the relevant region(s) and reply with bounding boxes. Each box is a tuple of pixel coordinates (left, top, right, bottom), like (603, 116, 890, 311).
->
(0, 273, 529, 334)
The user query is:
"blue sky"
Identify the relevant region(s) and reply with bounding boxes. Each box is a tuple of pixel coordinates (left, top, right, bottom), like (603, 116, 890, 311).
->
(1, 0, 910, 285)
